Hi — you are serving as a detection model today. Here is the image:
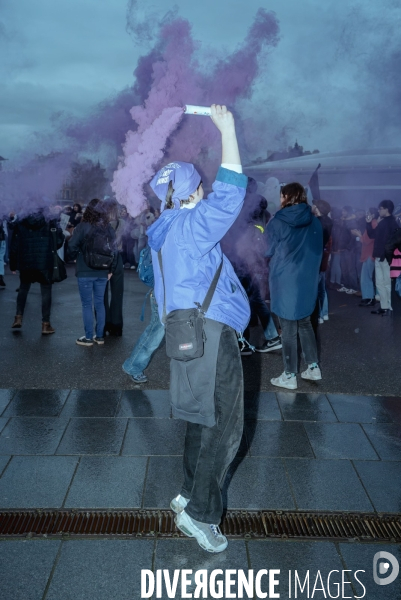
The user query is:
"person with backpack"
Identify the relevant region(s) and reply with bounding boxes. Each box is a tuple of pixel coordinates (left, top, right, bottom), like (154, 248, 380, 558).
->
(67, 198, 118, 346)
(9, 209, 64, 333)
(122, 244, 165, 383)
(146, 105, 250, 554)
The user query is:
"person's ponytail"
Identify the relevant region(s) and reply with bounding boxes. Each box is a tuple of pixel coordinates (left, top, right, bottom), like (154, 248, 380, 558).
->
(164, 181, 175, 210)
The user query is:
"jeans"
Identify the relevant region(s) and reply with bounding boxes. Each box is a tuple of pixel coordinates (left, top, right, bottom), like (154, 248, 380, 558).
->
(360, 259, 375, 300)
(340, 248, 359, 290)
(279, 315, 318, 374)
(180, 325, 244, 524)
(0, 240, 5, 275)
(77, 277, 108, 339)
(317, 272, 328, 318)
(330, 253, 341, 284)
(240, 275, 278, 341)
(375, 258, 392, 310)
(16, 281, 52, 322)
(122, 294, 165, 376)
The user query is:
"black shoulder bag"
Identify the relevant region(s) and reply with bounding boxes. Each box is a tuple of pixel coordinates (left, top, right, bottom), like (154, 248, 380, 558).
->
(50, 227, 67, 283)
(158, 251, 223, 361)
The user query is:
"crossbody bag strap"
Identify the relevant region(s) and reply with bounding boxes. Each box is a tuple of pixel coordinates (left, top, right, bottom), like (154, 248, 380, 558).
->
(157, 250, 167, 324)
(200, 259, 223, 313)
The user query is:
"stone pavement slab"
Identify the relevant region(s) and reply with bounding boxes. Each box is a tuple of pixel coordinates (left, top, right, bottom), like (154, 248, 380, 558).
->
(362, 423, 401, 460)
(303, 422, 379, 460)
(60, 389, 121, 418)
(246, 420, 314, 457)
(0, 540, 61, 600)
(0, 388, 16, 413)
(247, 539, 346, 598)
(121, 417, 186, 456)
(339, 543, 401, 599)
(153, 539, 248, 599)
(243, 391, 282, 420)
(117, 389, 171, 418)
(224, 457, 296, 510)
(0, 455, 10, 476)
(143, 456, 184, 509)
(2, 389, 70, 418)
(276, 391, 338, 422)
(354, 460, 401, 512)
(56, 417, 127, 455)
(0, 418, 8, 434)
(64, 456, 147, 508)
(0, 455, 78, 508)
(284, 458, 374, 512)
(0, 417, 68, 455)
(45, 539, 154, 600)
(327, 393, 394, 423)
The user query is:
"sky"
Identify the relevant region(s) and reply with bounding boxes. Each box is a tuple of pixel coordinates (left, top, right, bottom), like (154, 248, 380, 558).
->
(1, 0, 400, 163)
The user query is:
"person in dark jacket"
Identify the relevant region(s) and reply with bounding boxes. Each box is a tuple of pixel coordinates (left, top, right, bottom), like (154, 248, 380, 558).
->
(0, 220, 6, 288)
(266, 183, 323, 390)
(67, 203, 83, 228)
(312, 199, 333, 323)
(67, 199, 118, 346)
(9, 210, 64, 333)
(102, 199, 125, 336)
(366, 199, 398, 315)
(338, 205, 359, 294)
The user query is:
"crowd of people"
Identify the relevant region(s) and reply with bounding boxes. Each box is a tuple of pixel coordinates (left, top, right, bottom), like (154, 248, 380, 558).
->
(1, 104, 401, 556)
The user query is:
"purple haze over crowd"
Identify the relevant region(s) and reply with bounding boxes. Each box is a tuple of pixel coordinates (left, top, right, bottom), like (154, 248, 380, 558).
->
(0, 8, 279, 217)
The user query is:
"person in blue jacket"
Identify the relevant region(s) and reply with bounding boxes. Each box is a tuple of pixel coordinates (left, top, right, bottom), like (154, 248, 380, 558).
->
(266, 182, 323, 390)
(146, 104, 250, 553)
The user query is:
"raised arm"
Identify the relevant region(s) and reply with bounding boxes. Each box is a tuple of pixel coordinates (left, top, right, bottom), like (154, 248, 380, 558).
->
(210, 104, 241, 168)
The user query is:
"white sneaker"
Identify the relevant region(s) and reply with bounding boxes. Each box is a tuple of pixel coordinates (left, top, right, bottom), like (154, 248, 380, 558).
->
(301, 365, 322, 381)
(375, 294, 380, 301)
(323, 315, 329, 321)
(270, 372, 297, 390)
(175, 510, 228, 553)
(170, 494, 189, 514)
(345, 288, 357, 294)
(318, 317, 324, 324)
(337, 286, 349, 292)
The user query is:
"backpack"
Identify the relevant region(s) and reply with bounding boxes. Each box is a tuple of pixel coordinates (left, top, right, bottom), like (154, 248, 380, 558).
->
(84, 226, 115, 270)
(138, 246, 154, 287)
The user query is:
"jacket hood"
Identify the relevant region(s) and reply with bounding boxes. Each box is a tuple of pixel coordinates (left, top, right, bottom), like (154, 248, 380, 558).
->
(22, 213, 47, 230)
(147, 209, 181, 252)
(274, 204, 313, 228)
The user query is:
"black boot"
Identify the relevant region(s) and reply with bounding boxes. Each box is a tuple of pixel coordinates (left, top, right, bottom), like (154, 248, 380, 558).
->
(0, 275, 5, 287)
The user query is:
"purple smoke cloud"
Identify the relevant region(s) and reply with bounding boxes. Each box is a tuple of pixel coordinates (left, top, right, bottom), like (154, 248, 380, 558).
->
(112, 10, 279, 215)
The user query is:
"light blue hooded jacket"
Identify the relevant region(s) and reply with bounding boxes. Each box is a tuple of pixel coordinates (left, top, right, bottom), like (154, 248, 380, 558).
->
(147, 167, 251, 332)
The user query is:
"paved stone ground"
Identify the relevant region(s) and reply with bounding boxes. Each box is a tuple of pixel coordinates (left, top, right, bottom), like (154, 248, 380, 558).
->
(1, 265, 401, 395)
(1, 268, 401, 598)
(0, 387, 400, 599)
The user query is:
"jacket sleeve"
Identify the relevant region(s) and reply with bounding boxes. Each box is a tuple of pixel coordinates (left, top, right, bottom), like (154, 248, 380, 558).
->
(265, 219, 279, 257)
(385, 228, 401, 264)
(9, 224, 19, 271)
(67, 223, 84, 260)
(110, 227, 118, 274)
(180, 167, 248, 258)
(366, 221, 376, 239)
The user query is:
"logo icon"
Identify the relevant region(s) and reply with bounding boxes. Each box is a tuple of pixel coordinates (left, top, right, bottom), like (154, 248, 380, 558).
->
(373, 551, 399, 586)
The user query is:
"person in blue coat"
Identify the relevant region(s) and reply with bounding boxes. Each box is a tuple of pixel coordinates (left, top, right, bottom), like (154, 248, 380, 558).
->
(266, 183, 323, 390)
(146, 104, 250, 553)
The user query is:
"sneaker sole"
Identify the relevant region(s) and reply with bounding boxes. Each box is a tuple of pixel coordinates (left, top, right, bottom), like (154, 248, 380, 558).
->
(76, 340, 93, 346)
(301, 374, 322, 381)
(174, 519, 228, 553)
(271, 379, 297, 390)
(93, 340, 104, 345)
(255, 344, 282, 353)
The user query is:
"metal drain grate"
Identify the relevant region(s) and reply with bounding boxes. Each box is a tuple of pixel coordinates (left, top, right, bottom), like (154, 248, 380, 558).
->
(0, 510, 400, 542)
